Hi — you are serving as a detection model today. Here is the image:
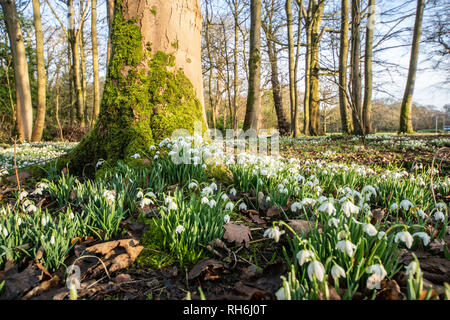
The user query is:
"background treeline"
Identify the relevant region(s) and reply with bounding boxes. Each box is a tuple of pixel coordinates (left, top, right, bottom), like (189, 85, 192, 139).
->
(0, 0, 449, 143)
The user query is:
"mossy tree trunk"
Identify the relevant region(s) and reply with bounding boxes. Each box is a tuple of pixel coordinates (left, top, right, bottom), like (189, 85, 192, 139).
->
(65, 0, 207, 175)
(362, 0, 375, 135)
(399, 0, 425, 134)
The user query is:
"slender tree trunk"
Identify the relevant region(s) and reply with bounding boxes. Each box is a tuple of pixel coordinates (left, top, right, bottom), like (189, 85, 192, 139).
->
(293, 0, 302, 137)
(80, 26, 88, 126)
(399, 0, 425, 134)
(243, 0, 262, 131)
(233, 6, 239, 130)
(350, 0, 363, 135)
(106, 0, 114, 67)
(65, 0, 207, 175)
(1, 0, 33, 141)
(303, 1, 313, 136)
(286, 0, 295, 135)
(339, 0, 351, 134)
(205, 2, 216, 128)
(31, 0, 46, 142)
(308, 0, 324, 136)
(91, 0, 100, 125)
(363, 0, 375, 134)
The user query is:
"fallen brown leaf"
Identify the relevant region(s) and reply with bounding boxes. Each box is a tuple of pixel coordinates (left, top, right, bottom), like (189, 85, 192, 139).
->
(223, 223, 252, 247)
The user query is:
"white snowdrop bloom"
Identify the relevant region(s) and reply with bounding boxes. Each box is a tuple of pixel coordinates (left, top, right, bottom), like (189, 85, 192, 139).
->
(338, 196, 348, 203)
(69, 211, 75, 220)
(37, 183, 48, 190)
(367, 264, 387, 279)
(417, 210, 426, 219)
(405, 261, 419, 276)
(208, 199, 217, 208)
(266, 196, 271, 203)
(140, 198, 153, 208)
(31, 188, 43, 196)
(394, 231, 414, 248)
(210, 183, 218, 191)
(301, 198, 315, 206)
(224, 214, 230, 224)
(263, 226, 285, 243)
(130, 153, 141, 159)
(188, 182, 198, 190)
(18, 191, 28, 200)
(412, 232, 430, 246)
(96, 160, 105, 168)
(225, 202, 234, 211)
(175, 225, 185, 234)
(229, 188, 237, 196)
(290, 202, 302, 213)
(335, 240, 357, 257)
(366, 273, 383, 290)
(136, 191, 144, 199)
(275, 286, 288, 300)
(331, 265, 346, 280)
(168, 202, 178, 211)
(22, 200, 31, 208)
(146, 192, 156, 199)
(238, 203, 247, 211)
(399, 200, 414, 211)
(307, 260, 325, 282)
(434, 211, 445, 222)
(2, 226, 8, 237)
(154, 155, 158, 160)
(17, 218, 22, 226)
(377, 231, 386, 240)
(328, 218, 339, 228)
(260, 169, 268, 176)
(317, 196, 328, 204)
(280, 188, 288, 194)
(41, 216, 47, 226)
(27, 205, 37, 213)
(202, 186, 213, 196)
(221, 194, 229, 201)
(390, 203, 399, 211)
(361, 185, 376, 199)
(149, 145, 156, 151)
(435, 202, 447, 211)
(296, 250, 314, 266)
(50, 236, 56, 245)
(341, 200, 359, 218)
(362, 223, 378, 237)
(201, 197, 210, 204)
(318, 201, 336, 216)
(165, 196, 174, 204)
(337, 230, 348, 240)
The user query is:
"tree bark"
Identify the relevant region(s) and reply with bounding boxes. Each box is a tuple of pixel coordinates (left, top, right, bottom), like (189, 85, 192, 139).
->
(65, 0, 207, 175)
(338, 0, 351, 134)
(1, 0, 33, 141)
(91, 0, 100, 125)
(286, 0, 295, 135)
(363, 0, 375, 134)
(350, 0, 363, 135)
(243, 0, 262, 131)
(106, 0, 114, 67)
(303, 0, 313, 136)
(399, 0, 425, 134)
(31, 0, 47, 142)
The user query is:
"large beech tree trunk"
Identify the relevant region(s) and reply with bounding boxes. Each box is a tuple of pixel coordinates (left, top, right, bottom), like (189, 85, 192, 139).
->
(399, 0, 425, 134)
(350, 0, 363, 135)
(363, 0, 375, 134)
(31, 0, 46, 142)
(1, 0, 33, 141)
(339, 0, 351, 134)
(91, 0, 100, 125)
(65, 0, 207, 175)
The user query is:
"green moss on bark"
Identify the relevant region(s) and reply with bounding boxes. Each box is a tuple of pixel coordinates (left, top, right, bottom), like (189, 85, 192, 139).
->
(62, 1, 205, 176)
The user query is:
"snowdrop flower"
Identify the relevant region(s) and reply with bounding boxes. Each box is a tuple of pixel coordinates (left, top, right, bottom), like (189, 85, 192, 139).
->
(165, 196, 174, 205)
(263, 226, 285, 243)
(149, 145, 156, 151)
(202, 186, 213, 196)
(362, 223, 378, 237)
(341, 200, 359, 218)
(394, 231, 414, 248)
(27, 205, 37, 213)
(140, 198, 153, 208)
(318, 201, 336, 216)
(317, 196, 328, 204)
(50, 236, 56, 245)
(96, 160, 105, 168)
(221, 194, 229, 201)
(405, 261, 419, 276)
(229, 188, 237, 196)
(168, 202, 178, 211)
(412, 232, 430, 246)
(18, 191, 28, 200)
(328, 218, 339, 228)
(210, 183, 218, 191)
(331, 265, 346, 280)
(367, 264, 387, 279)
(2, 226, 8, 237)
(31, 188, 43, 196)
(103, 190, 116, 203)
(390, 203, 399, 212)
(17, 218, 22, 226)
(399, 200, 414, 211)
(366, 273, 383, 290)
(208, 199, 217, 208)
(290, 202, 302, 213)
(361, 185, 376, 199)
(377, 231, 386, 240)
(435, 202, 447, 211)
(307, 260, 325, 282)
(266, 196, 271, 203)
(301, 198, 315, 206)
(224, 214, 230, 224)
(296, 250, 314, 266)
(225, 202, 234, 211)
(336, 240, 357, 257)
(434, 211, 445, 222)
(175, 225, 185, 234)
(68, 211, 75, 220)
(417, 210, 426, 219)
(22, 200, 31, 208)
(130, 153, 141, 159)
(136, 191, 144, 199)
(201, 197, 209, 204)
(238, 203, 247, 211)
